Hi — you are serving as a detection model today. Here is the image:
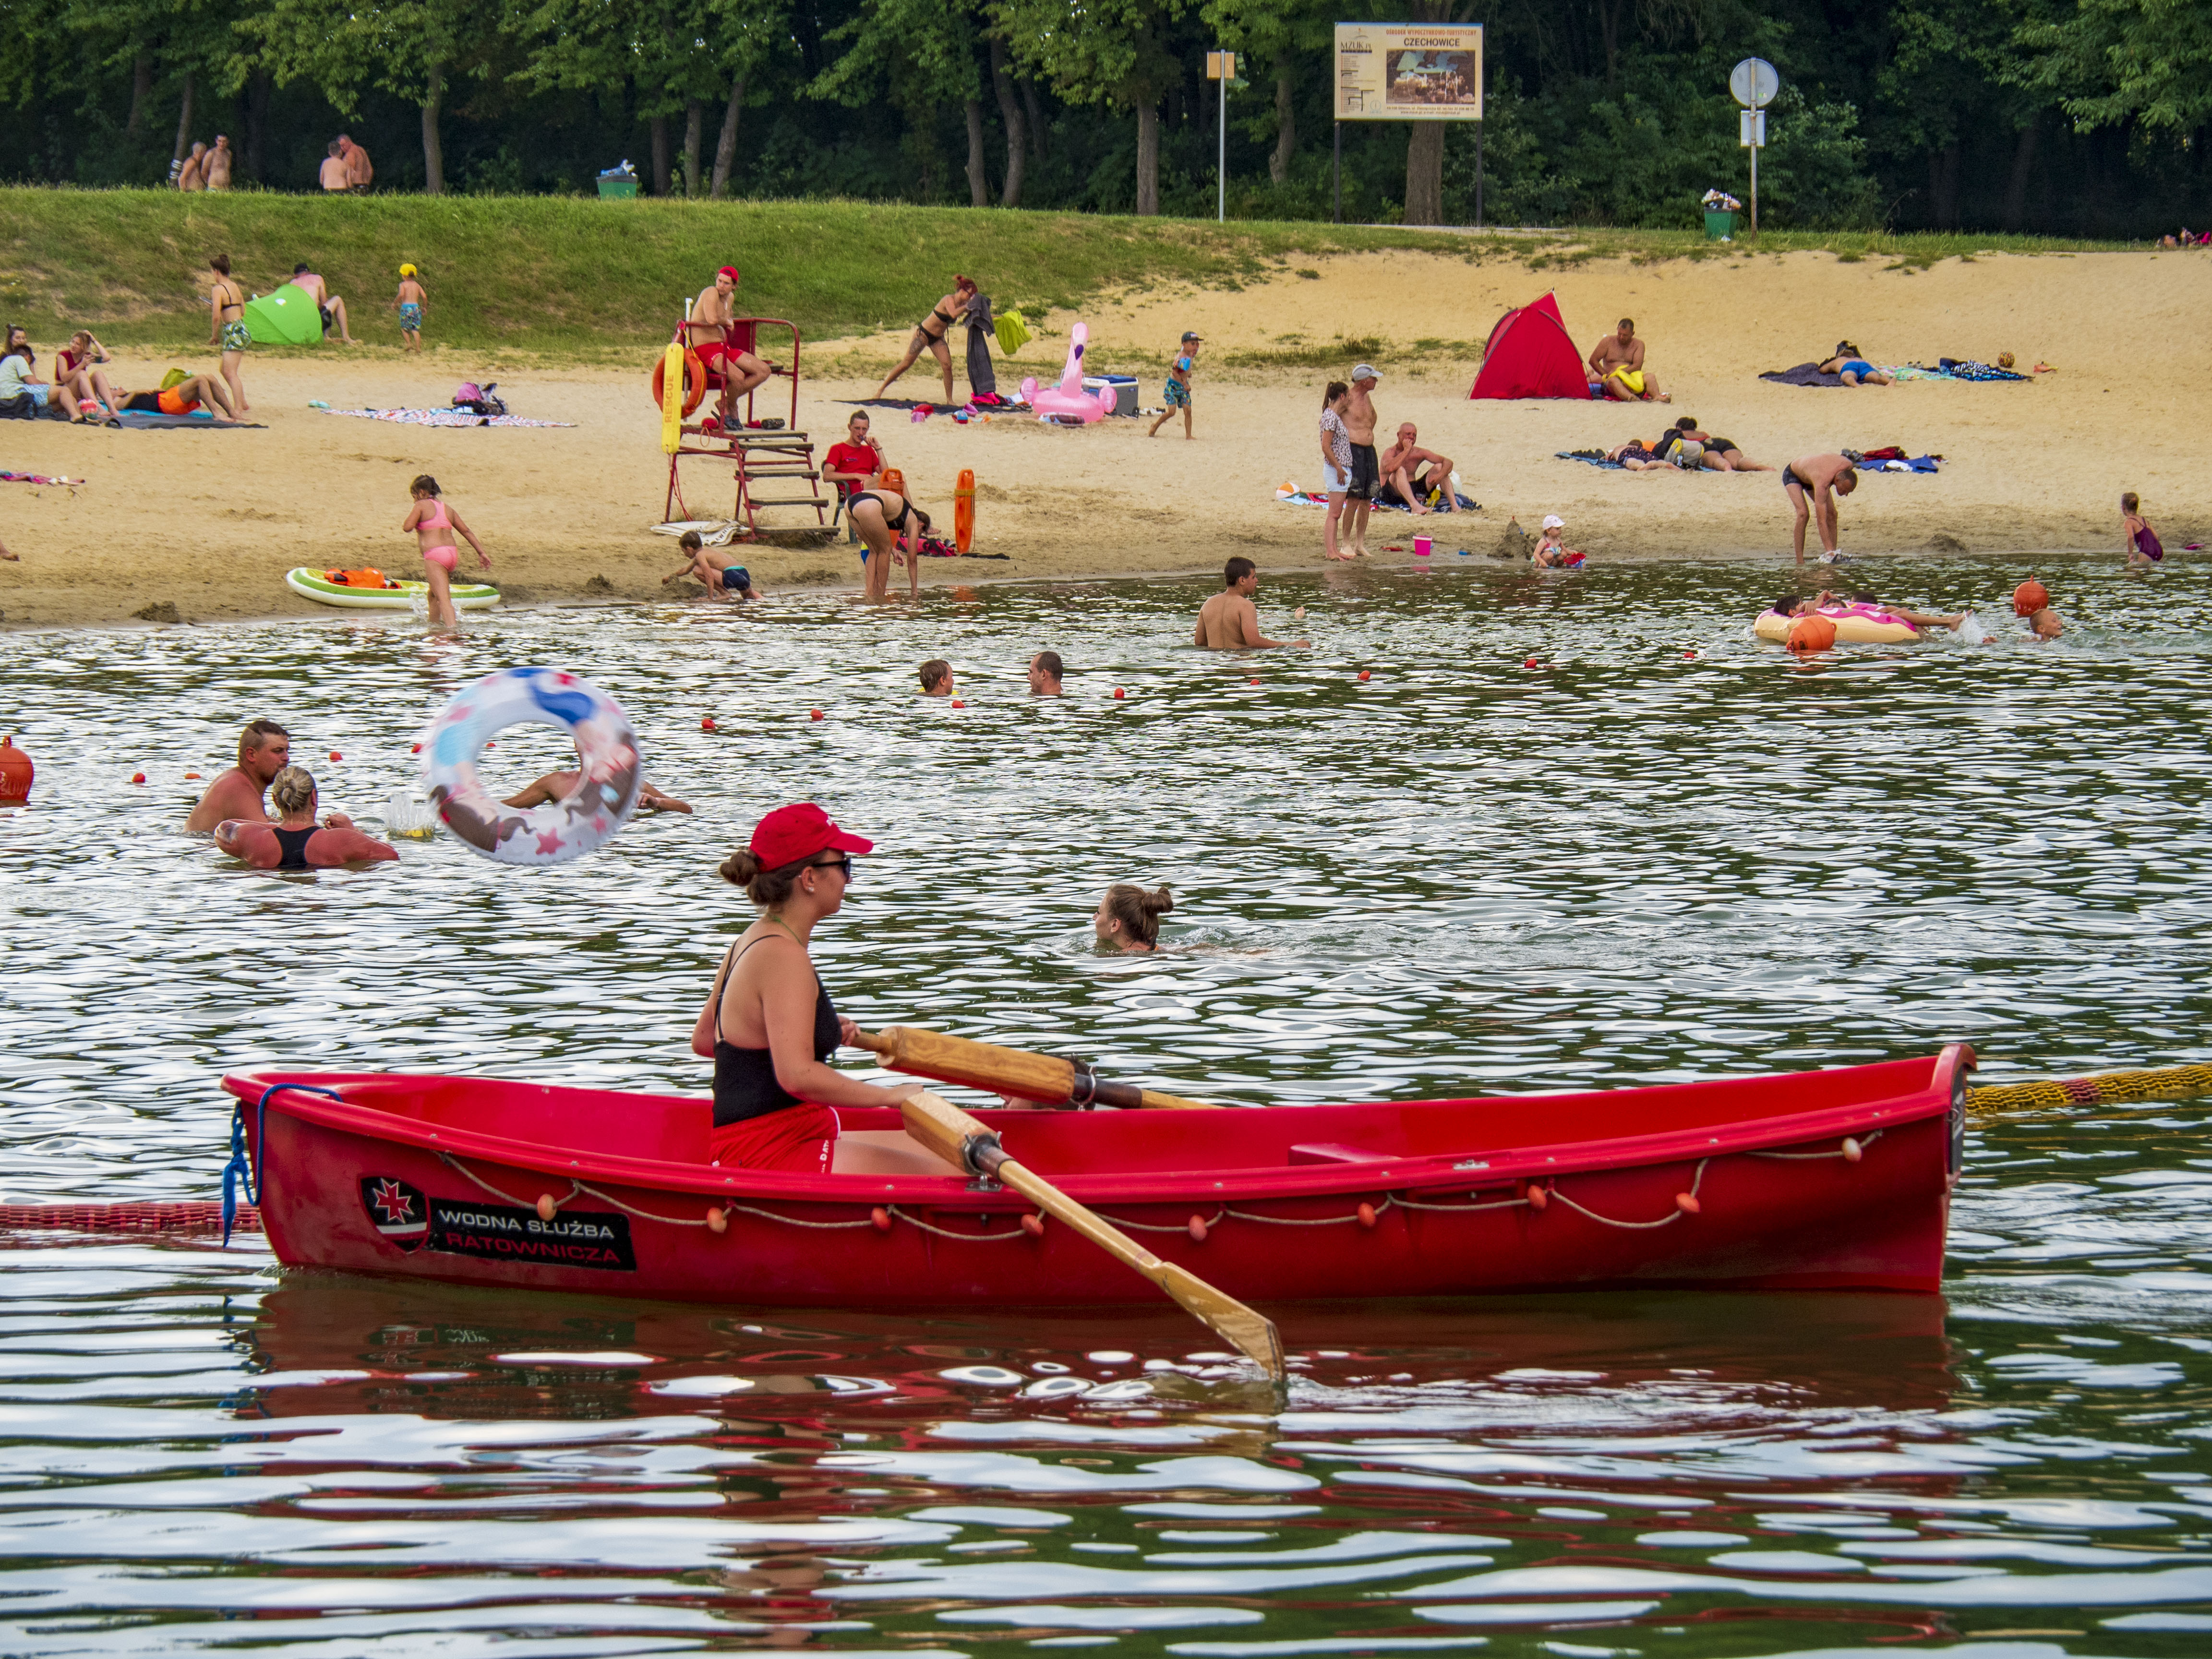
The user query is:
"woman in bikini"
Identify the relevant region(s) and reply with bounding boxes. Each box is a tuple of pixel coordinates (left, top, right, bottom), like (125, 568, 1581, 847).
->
(400, 474, 493, 627)
(848, 485, 930, 601)
(207, 253, 252, 414)
(871, 276, 977, 403)
(691, 803, 946, 1176)
(215, 767, 396, 869)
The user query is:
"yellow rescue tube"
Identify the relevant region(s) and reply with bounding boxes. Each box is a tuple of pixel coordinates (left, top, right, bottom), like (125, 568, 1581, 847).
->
(1754, 609, 1921, 644)
(660, 342, 685, 455)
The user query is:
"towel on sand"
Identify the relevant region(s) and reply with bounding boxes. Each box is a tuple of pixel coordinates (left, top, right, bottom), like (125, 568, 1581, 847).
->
(113, 412, 264, 429)
(1760, 362, 1851, 387)
(316, 407, 574, 428)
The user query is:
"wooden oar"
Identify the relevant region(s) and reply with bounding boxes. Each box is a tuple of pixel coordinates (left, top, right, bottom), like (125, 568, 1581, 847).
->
(855, 1025, 1220, 1110)
(898, 1089, 1285, 1381)
(1968, 1060, 2212, 1117)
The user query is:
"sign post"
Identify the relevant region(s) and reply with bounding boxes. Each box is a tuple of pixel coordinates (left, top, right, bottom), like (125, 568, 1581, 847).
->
(1729, 57, 1777, 236)
(1206, 51, 1236, 223)
(1333, 23, 1483, 227)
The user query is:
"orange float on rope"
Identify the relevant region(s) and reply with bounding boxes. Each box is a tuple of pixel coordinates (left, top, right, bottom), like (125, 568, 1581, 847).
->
(0, 736, 33, 803)
(1787, 614, 1838, 652)
(650, 347, 709, 417)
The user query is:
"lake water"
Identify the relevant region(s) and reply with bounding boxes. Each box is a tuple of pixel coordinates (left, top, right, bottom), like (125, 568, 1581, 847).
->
(2, 555, 2209, 1657)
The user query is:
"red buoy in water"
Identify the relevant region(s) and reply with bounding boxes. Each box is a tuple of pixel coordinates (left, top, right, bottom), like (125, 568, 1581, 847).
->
(1112, 687, 1126, 699)
(1358, 670, 1371, 681)
(810, 709, 824, 721)
(0, 737, 33, 803)
(130, 771, 146, 784)
(701, 717, 717, 732)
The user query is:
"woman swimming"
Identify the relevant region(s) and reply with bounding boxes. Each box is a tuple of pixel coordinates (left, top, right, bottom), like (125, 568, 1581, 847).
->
(848, 486, 931, 601)
(871, 276, 977, 403)
(1094, 883, 1173, 952)
(400, 474, 493, 626)
(691, 803, 948, 1175)
(214, 766, 397, 869)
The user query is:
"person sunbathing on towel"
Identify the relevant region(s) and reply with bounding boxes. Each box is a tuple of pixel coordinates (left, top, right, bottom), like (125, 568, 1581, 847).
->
(115, 371, 238, 420)
(1606, 435, 1672, 471)
(1818, 342, 1893, 386)
(1589, 318, 1667, 403)
(663, 529, 758, 601)
(687, 265, 777, 403)
(506, 769, 692, 814)
(1670, 417, 1773, 471)
(1377, 423, 1456, 513)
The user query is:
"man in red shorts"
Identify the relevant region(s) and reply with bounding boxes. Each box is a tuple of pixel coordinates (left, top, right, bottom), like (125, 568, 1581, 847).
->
(686, 265, 776, 405)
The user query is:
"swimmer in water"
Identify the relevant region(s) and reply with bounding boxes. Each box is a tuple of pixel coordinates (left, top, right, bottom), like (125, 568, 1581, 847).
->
(2014, 578, 2064, 638)
(401, 475, 492, 627)
(186, 718, 353, 833)
(216, 766, 396, 868)
(505, 770, 692, 814)
(1028, 651, 1063, 695)
(919, 659, 954, 697)
(662, 529, 758, 601)
(1195, 557, 1308, 650)
(1094, 883, 1173, 952)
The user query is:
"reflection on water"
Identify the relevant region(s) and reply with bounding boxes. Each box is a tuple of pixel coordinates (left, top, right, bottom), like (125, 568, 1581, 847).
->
(1, 557, 2209, 1654)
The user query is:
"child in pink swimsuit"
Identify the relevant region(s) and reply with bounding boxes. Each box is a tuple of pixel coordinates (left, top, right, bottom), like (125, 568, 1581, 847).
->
(400, 474, 493, 626)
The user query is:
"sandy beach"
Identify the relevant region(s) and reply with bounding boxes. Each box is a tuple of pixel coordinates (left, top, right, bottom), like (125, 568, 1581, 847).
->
(0, 247, 2198, 629)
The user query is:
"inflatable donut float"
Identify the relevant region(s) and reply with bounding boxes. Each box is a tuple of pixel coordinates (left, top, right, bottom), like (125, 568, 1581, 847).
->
(651, 347, 709, 417)
(1754, 605, 1921, 645)
(421, 667, 642, 866)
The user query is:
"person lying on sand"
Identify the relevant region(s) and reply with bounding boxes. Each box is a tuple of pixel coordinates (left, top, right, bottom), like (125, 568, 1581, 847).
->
(1195, 557, 1307, 650)
(1782, 454, 1860, 565)
(1607, 436, 1672, 472)
(505, 770, 692, 814)
(663, 530, 757, 601)
(113, 371, 239, 421)
(1589, 318, 1668, 403)
(1818, 342, 1892, 386)
(216, 766, 393, 868)
(1377, 423, 1455, 513)
(187, 720, 354, 833)
(1670, 418, 1772, 471)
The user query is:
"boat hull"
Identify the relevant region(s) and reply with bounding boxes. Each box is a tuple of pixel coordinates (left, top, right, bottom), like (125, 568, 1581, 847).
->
(222, 1048, 1970, 1309)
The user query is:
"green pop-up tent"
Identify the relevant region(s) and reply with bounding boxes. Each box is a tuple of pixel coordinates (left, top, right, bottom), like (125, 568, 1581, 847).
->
(242, 287, 322, 346)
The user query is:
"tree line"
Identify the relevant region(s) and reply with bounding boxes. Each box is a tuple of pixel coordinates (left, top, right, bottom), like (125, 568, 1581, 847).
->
(2, 0, 2205, 235)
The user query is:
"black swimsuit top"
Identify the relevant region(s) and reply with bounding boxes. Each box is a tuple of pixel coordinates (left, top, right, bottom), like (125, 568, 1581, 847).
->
(712, 932, 840, 1126)
(853, 491, 913, 532)
(272, 825, 316, 869)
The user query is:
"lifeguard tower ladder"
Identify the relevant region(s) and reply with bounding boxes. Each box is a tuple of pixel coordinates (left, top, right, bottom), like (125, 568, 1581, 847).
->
(661, 318, 833, 538)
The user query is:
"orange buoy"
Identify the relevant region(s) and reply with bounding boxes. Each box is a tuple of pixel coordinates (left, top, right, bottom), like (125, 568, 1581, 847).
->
(1358, 670, 1371, 681)
(328, 751, 342, 762)
(1787, 614, 1838, 653)
(130, 771, 146, 784)
(1021, 1212, 1045, 1238)
(1187, 1214, 1209, 1242)
(184, 771, 202, 780)
(0, 737, 33, 803)
(649, 347, 709, 417)
(1523, 1182, 1548, 1211)
(871, 1205, 893, 1232)
(1674, 1191, 1701, 1215)
(701, 717, 717, 731)
(535, 1194, 558, 1222)
(879, 467, 906, 496)
(2013, 579, 2050, 617)
(954, 468, 976, 554)
(950, 699, 965, 708)
(1356, 1202, 1378, 1229)
(1112, 687, 1125, 699)
(809, 709, 824, 721)
(706, 1206, 728, 1234)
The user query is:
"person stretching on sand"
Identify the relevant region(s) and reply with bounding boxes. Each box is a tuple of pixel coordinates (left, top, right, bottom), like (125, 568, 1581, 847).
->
(1195, 557, 1308, 650)
(187, 720, 356, 833)
(874, 276, 976, 403)
(688, 265, 777, 404)
(919, 660, 954, 697)
(1590, 319, 1667, 403)
(663, 529, 758, 601)
(392, 265, 426, 351)
(289, 264, 356, 345)
(207, 254, 250, 414)
(507, 769, 692, 814)
(401, 475, 492, 626)
(1782, 454, 1860, 565)
(1148, 332, 1202, 439)
(217, 766, 396, 869)
(1378, 422, 1455, 513)
(849, 485, 928, 601)
(1095, 883, 1172, 952)
(2121, 493, 2165, 566)
(1343, 365, 1382, 556)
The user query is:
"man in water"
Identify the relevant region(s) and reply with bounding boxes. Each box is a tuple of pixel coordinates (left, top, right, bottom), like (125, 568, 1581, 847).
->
(1343, 365, 1382, 557)
(1377, 421, 1455, 513)
(1195, 557, 1308, 650)
(1782, 454, 1860, 565)
(187, 721, 354, 832)
(217, 766, 394, 868)
(687, 265, 776, 404)
(288, 264, 356, 344)
(505, 771, 692, 813)
(1028, 651, 1063, 695)
(1589, 318, 1667, 403)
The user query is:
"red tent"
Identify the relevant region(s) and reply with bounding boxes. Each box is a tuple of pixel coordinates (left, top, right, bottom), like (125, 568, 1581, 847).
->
(1468, 292, 1592, 400)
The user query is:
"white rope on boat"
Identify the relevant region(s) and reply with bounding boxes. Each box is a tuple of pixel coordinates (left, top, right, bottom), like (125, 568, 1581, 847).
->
(1748, 1131, 1883, 1161)
(1544, 1158, 1708, 1230)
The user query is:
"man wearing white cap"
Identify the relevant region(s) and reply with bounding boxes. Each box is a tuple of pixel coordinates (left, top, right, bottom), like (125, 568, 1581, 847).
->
(1343, 363, 1383, 556)
(1533, 515, 1583, 567)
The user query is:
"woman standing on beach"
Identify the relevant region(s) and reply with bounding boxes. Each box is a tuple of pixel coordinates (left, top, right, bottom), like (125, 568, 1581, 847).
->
(872, 276, 977, 403)
(207, 253, 251, 415)
(1319, 381, 1354, 562)
(400, 475, 492, 627)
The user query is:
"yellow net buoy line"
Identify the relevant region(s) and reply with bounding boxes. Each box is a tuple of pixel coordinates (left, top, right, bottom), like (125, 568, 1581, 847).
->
(1967, 1062, 2212, 1117)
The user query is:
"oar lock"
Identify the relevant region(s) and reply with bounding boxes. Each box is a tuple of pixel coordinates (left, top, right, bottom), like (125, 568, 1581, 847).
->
(958, 1125, 1009, 1188)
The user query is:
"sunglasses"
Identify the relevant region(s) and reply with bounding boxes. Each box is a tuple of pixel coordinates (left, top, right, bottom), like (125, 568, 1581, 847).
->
(810, 855, 854, 879)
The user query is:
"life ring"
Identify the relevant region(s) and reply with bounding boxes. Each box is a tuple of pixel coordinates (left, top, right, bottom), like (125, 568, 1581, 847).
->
(650, 348, 708, 417)
(1752, 607, 1920, 645)
(421, 667, 642, 866)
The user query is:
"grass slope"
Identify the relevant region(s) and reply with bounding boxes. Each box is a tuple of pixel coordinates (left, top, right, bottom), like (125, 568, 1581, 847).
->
(0, 188, 2132, 360)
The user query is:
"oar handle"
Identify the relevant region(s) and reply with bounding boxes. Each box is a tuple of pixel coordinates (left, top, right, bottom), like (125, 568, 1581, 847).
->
(854, 1025, 1221, 1110)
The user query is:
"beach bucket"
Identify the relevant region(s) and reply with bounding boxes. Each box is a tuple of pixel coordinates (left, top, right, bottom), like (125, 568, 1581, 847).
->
(1413, 537, 1433, 558)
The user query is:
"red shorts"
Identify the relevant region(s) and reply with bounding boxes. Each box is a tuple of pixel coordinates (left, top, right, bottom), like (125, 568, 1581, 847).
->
(693, 340, 729, 382)
(709, 1104, 838, 1174)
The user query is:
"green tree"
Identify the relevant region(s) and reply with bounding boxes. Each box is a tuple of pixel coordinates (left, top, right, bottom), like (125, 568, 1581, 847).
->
(511, 0, 727, 195)
(2011, 0, 2212, 135)
(990, 0, 1190, 214)
(813, 0, 993, 204)
(1202, 0, 1332, 186)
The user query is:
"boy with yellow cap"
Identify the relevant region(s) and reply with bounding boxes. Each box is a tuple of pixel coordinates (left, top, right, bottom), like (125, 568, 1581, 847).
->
(392, 264, 426, 352)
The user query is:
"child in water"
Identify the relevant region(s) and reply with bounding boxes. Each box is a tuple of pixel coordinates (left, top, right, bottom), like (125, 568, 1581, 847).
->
(392, 264, 427, 352)
(2121, 492, 2164, 566)
(1532, 516, 1586, 568)
(400, 474, 492, 627)
(2014, 579, 2064, 639)
(1147, 332, 1200, 440)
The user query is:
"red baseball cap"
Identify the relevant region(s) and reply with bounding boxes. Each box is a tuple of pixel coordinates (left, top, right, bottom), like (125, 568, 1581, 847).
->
(749, 802, 872, 868)
(717, 264, 740, 283)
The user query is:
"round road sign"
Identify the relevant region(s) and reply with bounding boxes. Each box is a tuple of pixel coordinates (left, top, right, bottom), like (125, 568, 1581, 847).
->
(1731, 58, 1778, 109)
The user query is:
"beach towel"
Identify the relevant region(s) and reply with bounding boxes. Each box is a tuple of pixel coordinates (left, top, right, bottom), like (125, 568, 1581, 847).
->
(913, 533, 1010, 560)
(1854, 455, 1941, 473)
(1759, 362, 1849, 387)
(2, 469, 79, 484)
(652, 520, 743, 545)
(995, 308, 1031, 357)
(315, 407, 573, 428)
(964, 293, 997, 399)
(1907, 358, 2029, 382)
(1558, 450, 1625, 469)
(111, 412, 264, 429)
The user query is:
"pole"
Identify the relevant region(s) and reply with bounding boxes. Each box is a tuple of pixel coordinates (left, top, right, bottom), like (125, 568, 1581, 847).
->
(1333, 121, 1341, 224)
(1218, 63, 1226, 222)
(1749, 133, 1758, 237)
(1475, 121, 1483, 230)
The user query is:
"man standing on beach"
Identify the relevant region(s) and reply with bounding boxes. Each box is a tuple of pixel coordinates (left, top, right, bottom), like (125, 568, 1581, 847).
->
(1195, 558, 1309, 650)
(1781, 453, 1859, 565)
(1343, 364, 1382, 557)
(204, 134, 234, 191)
(687, 266, 775, 403)
(1590, 319, 1667, 402)
(185, 721, 355, 833)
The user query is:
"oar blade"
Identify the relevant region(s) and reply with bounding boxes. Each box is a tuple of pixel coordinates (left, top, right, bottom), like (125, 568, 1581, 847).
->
(1156, 1262, 1287, 1380)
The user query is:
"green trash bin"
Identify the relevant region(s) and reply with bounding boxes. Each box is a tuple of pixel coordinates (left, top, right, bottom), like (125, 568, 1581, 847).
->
(1703, 209, 1737, 240)
(598, 176, 639, 199)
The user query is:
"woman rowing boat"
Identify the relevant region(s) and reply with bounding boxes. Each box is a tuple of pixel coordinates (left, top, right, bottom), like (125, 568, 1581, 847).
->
(693, 803, 949, 1174)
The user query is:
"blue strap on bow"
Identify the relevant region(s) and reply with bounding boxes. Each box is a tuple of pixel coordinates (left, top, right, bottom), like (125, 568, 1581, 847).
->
(222, 1083, 346, 1248)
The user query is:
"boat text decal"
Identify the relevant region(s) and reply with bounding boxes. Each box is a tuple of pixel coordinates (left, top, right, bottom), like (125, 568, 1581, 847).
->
(426, 1198, 637, 1271)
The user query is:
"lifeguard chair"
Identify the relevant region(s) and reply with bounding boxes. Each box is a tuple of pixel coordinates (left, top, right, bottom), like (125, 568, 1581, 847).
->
(659, 316, 834, 536)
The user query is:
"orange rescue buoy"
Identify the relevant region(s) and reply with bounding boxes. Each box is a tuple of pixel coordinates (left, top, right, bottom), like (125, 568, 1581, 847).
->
(0, 736, 32, 803)
(954, 468, 975, 553)
(649, 348, 709, 417)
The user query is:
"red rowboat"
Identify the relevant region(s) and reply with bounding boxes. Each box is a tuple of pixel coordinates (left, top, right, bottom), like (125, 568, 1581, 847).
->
(218, 1045, 1972, 1306)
